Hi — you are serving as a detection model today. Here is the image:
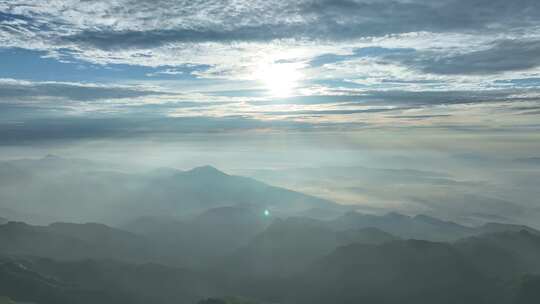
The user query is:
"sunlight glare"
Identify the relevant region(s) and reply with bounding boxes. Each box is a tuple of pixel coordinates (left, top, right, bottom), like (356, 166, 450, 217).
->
(256, 61, 303, 97)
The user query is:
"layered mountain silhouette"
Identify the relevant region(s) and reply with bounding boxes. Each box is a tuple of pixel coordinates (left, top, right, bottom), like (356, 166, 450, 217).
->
(455, 230, 540, 278)
(286, 231, 540, 304)
(1, 216, 540, 303)
(222, 217, 398, 277)
(0, 156, 345, 224)
(2, 205, 539, 270)
(329, 211, 539, 241)
(123, 205, 273, 267)
(0, 257, 221, 304)
(0, 221, 152, 262)
(1, 156, 540, 303)
(292, 239, 498, 304)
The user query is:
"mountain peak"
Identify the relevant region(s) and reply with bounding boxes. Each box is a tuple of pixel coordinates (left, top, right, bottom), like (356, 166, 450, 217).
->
(187, 165, 227, 176)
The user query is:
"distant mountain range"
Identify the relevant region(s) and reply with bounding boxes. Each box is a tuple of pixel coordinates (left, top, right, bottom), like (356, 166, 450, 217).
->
(0, 257, 221, 304)
(1, 227, 540, 304)
(287, 230, 540, 304)
(1, 156, 540, 303)
(221, 217, 398, 277)
(0, 156, 345, 224)
(329, 211, 539, 241)
(0, 221, 152, 263)
(122, 205, 274, 267)
(293, 239, 497, 304)
(2, 203, 539, 271)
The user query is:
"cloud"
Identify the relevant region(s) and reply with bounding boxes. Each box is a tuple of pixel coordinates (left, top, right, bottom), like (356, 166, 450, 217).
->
(258, 108, 399, 117)
(2, 0, 540, 134)
(309, 47, 416, 67)
(21, 0, 536, 51)
(250, 89, 533, 107)
(389, 114, 452, 120)
(0, 79, 169, 102)
(0, 114, 341, 144)
(3, 0, 540, 57)
(402, 39, 540, 75)
(59, 26, 293, 51)
(2, 0, 540, 102)
(309, 39, 540, 78)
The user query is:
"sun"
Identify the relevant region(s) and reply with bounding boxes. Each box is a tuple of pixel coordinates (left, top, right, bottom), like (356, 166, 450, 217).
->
(256, 62, 303, 97)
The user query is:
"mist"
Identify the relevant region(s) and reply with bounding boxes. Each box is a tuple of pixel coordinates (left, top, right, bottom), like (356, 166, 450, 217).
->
(3, 0, 540, 303)
(2, 127, 539, 227)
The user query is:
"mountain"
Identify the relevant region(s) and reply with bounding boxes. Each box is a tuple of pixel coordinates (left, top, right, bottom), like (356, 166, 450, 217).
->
(329, 211, 472, 241)
(0, 221, 94, 260)
(0, 221, 152, 263)
(290, 240, 503, 304)
(0, 217, 7, 225)
(0, 258, 133, 304)
(123, 205, 273, 267)
(222, 217, 398, 277)
(0, 257, 221, 304)
(272, 230, 540, 304)
(3, 209, 539, 274)
(46, 222, 152, 259)
(176, 205, 272, 257)
(125, 209, 540, 272)
(329, 211, 540, 242)
(515, 275, 540, 304)
(121, 216, 187, 242)
(0, 156, 344, 224)
(337, 226, 398, 244)
(474, 222, 540, 236)
(1, 219, 540, 304)
(455, 230, 540, 278)
(137, 165, 340, 214)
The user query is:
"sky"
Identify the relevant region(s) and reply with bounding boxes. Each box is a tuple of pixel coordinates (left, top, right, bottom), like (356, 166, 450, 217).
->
(1, 0, 540, 224)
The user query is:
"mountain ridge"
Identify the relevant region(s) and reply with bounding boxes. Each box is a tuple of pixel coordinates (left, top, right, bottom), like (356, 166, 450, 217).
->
(0, 157, 347, 224)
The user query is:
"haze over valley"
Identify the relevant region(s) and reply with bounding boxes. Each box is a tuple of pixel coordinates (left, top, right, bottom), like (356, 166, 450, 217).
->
(1, 156, 540, 303)
(2, 0, 540, 303)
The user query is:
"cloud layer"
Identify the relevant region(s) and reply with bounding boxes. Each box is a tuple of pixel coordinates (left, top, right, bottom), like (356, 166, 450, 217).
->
(1, 1, 540, 229)
(1, 0, 540, 138)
